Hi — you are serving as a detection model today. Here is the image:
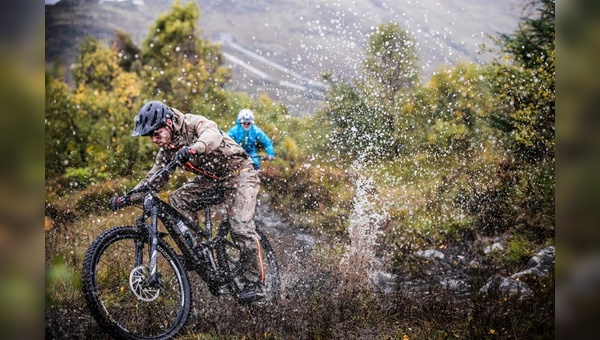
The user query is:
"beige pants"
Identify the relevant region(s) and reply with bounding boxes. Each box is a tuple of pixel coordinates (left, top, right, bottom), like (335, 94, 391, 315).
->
(169, 169, 264, 283)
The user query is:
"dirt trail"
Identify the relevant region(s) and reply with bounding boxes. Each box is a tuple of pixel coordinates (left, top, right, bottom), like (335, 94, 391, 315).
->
(254, 193, 323, 299)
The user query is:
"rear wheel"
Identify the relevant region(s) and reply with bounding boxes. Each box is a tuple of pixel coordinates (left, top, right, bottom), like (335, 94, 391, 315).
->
(82, 226, 191, 339)
(214, 222, 281, 304)
(256, 227, 282, 303)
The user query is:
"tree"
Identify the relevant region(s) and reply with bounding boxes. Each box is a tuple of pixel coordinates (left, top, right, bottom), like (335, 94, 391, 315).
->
(462, 0, 555, 238)
(113, 30, 142, 72)
(489, 0, 555, 163)
(46, 33, 153, 180)
(72, 37, 120, 92)
(362, 23, 420, 102)
(45, 74, 84, 178)
(500, 0, 555, 71)
(316, 23, 420, 160)
(139, 1, 231, 111)
(319, 81, 398, 159)
(44, 2, 250, 181)
(141, 1, 201, 68)
(423, 64, 496, 158)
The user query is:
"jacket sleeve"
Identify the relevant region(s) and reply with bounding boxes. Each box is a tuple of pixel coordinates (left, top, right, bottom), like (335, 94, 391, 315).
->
(256, 127, 275, 157)
(190, 120, 223, 154)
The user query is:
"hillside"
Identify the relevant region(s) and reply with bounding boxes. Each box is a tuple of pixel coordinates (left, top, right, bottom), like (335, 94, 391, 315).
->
(45, 1, 556, 337)
(45, 0, 521, 115)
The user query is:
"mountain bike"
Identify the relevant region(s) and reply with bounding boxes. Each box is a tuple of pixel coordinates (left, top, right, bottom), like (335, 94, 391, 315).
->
(81, 159, 281, 339)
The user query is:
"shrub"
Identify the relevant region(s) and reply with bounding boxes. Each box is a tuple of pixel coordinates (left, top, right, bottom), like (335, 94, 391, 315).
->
(62, 167, 108, 191)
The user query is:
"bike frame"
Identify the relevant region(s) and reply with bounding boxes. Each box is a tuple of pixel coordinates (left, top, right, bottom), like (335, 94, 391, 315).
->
(83, 159, 279, 340)
(131, 162, 237, 291)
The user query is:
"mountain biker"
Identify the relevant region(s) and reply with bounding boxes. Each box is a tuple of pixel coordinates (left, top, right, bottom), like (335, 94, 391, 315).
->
(227, 109, 275, 169)
(115, 100, 265, 300)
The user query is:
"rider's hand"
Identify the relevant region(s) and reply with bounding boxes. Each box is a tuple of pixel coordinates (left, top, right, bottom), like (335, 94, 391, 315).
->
(266, 155, 274, 161)
(175, 146, 192, 164)
(109, 196, 127, 211)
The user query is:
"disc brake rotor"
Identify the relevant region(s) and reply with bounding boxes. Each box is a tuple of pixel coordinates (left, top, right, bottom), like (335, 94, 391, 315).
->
(129, 266, 160, 301)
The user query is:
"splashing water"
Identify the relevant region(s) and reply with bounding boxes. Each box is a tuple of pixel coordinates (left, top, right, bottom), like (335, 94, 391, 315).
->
(341, 153, 388, 283)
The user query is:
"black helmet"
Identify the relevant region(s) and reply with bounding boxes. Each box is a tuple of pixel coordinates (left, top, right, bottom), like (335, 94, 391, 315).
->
(132, 101, 174, 137)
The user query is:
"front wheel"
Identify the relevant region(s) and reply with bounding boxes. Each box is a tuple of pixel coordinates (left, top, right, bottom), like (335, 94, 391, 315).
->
(82, 226, 191, 339)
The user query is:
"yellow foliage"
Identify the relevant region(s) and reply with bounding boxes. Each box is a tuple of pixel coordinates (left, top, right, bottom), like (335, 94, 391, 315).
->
(282, 136, 299, 161)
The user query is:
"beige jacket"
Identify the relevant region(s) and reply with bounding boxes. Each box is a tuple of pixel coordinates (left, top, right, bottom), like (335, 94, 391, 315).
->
(136, 108, 253, 191)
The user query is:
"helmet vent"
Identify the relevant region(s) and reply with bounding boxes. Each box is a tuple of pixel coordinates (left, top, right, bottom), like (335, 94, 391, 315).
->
(150, 110, 158, 127)
(132, 101, 170, 137)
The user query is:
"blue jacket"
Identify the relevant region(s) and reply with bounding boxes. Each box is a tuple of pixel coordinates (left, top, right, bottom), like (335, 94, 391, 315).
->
(227, 120, 275, 168)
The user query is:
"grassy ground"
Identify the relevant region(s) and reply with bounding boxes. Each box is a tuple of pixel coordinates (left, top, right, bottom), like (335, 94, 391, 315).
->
(45, 153, 554, 338)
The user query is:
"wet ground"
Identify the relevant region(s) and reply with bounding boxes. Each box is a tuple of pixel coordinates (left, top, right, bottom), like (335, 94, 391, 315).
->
(47, 191, 552, 338)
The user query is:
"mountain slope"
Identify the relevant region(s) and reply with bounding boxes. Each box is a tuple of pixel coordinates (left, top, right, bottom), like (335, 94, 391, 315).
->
(45, 0, 521, 115)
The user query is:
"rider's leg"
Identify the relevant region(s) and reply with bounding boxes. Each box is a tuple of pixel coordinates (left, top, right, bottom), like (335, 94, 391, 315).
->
(169, 176, 215, 225)
(238, 230, 264, 284)
(224, 169, 264, 298)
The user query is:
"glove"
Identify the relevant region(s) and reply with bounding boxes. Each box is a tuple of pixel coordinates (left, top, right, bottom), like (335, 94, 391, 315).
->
(109, 192, 143, 211)
(266, 155, 275, 161)
(175, 146, 192, 164)
(109, 196, 127, 211)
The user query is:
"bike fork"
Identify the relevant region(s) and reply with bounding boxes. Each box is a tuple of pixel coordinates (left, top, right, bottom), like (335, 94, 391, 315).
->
(135, 206, 160, 283)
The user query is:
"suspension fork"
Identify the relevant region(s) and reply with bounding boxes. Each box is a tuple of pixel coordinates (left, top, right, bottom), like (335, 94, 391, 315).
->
(136, 206, 160, 283)
(134, 215, 145, 267)
(201, 207, 219, 272)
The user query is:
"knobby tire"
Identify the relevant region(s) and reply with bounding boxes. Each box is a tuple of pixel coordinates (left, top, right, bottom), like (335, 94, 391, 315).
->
(214, 222, 281, 303)
(255, 227, 282, 303)
(82, 226, 191, 340)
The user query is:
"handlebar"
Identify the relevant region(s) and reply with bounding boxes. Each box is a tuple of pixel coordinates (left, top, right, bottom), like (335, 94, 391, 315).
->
(109, 160, 180, 211)
(110, 148, 269, 211)
(132, 160, 179, 194)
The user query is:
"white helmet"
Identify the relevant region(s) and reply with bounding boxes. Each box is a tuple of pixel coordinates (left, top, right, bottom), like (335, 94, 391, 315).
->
(237, 109, 255, 124)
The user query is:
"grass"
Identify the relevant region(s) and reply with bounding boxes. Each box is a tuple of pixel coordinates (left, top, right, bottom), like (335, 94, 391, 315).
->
(45, 136, 554, 338)
(45, 189, 554, 339)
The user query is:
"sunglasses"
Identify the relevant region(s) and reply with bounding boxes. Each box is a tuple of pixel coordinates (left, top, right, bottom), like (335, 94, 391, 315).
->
(241, 122, 252, 126)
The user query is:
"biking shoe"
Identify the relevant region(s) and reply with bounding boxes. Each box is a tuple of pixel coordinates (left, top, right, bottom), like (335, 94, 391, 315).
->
(239, 282, 265, 301)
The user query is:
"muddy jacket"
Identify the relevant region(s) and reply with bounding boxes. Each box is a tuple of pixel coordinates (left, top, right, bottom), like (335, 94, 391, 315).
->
(227, 120, 274, 169)
(136, 108, 254, 191)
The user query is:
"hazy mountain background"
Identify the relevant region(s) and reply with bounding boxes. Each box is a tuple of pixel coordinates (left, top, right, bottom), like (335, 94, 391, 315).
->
(45, 0, 521, 115)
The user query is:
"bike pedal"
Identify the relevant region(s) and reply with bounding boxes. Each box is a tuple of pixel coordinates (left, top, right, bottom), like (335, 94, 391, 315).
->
(239, 283, 265, 302)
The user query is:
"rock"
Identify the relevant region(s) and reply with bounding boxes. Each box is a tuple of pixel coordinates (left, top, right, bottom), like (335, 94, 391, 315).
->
(484, 242, 504, 254)
(414, 249, 445, 260)
(480, 275, 533, 297)
(441, 278, 468, 291)
(369, 270, 397, 294)
(511, 246, 555, 281)
(480, 246, 555, 299)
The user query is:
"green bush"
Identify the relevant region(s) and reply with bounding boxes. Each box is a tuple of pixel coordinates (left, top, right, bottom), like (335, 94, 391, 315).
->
(62, 167, 108, 190)
(262, 161, 353, 235)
